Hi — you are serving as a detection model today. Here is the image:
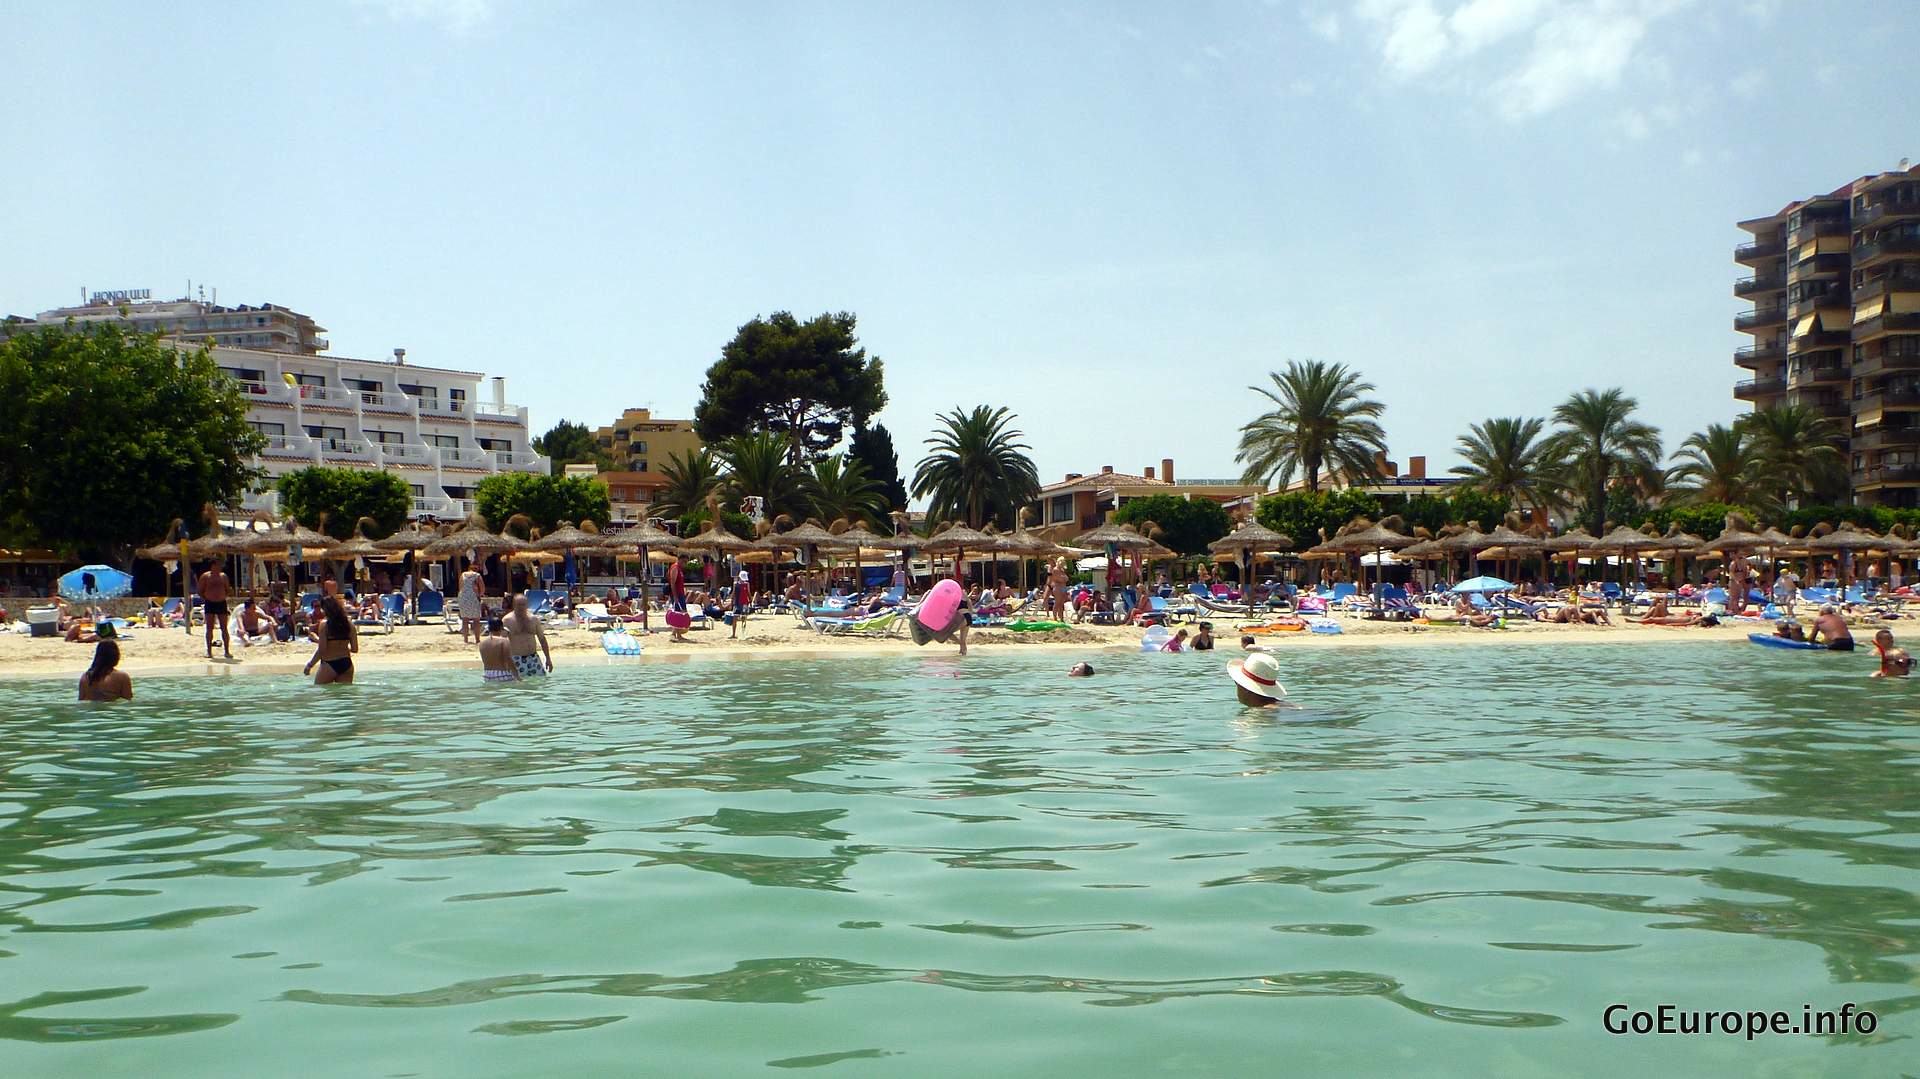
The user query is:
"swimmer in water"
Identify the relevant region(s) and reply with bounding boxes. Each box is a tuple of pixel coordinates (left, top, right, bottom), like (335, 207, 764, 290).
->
(1068, 661, 1094, 677)
(1872, 628, 1911, 678)
(1227, 651, 1285, 709)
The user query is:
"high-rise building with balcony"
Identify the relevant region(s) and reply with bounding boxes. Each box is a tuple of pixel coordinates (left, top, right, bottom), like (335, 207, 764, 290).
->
(591, 408, 703, 473)
(214, 345, 547, 521)
(1735, 163, 1920, 506)
(1, 292, 329, 354)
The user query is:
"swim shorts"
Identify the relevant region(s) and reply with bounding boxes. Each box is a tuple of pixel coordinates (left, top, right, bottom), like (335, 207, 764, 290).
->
(513, 653, 547, 677)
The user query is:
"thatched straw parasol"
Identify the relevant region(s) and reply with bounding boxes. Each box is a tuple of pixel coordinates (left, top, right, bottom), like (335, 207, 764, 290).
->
(1071, 512, 1154, 551)
(424, 517, 522, 558)
(1806, 523, 1885, 592)
(921, 522, 1000, 582)
(1208, 520, 1296, 593)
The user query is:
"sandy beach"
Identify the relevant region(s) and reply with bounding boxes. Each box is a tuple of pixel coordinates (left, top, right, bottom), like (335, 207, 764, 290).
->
(0, 606, 1809, 681)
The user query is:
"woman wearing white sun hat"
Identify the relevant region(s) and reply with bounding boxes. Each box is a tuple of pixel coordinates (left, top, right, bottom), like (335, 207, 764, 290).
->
(1227, 651, 1287, 708)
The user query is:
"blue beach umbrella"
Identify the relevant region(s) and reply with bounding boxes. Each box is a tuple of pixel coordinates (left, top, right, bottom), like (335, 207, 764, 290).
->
(58, 564, 134, 602)
(1449, 575, 1514, 594)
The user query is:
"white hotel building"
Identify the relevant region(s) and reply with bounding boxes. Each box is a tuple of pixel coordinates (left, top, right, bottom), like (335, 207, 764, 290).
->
(3, 295, 547, 520)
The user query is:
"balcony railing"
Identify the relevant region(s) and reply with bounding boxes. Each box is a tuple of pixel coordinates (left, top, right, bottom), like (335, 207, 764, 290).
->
(1856, 201, 1920, 228)
(493, 450, 545, 470)
(413, 396, 465, 416)
(1851, 352, 1920, 378)
(240, 490, 281, 514)
(437, 446, 491, 468)
(1856, 384, 1920, 408)
(1787, 333, 1850, 356)
(294, 384, 356, 408)
(1733, 274, 1784, 296)
(378, 442, 436, 466)
(1733, 342, 1784, 366)
(410, 495, 461, 520)
(1734, 376, 1786, 399)
(318, 437, 378, 463)
(1852, 275, 1920, 302)
(1856, 234, 1920, 264)
(310, 337, 331, 351)
(473, 400, 522, 420)
(1734, 306, 1788, 331)
(1788, 218, 1849, 244)
(232, 378, 294, 403)
(1848, 426, 1920, 451)
(1853, 312, 1920, 339)
(260, 434, 317, 458)
(1735, 239, 1785, 262)
(357, 389, 413, 413)
(1788, 291, 1849, 318)
(1856, 464, 1920, 486)
(1788, 363, 1848, 385)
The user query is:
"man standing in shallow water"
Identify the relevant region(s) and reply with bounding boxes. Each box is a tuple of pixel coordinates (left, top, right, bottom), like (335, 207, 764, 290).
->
(503, 593, 552, 677)
(478, 617, 520, 682)
(197, 560, 232, 659)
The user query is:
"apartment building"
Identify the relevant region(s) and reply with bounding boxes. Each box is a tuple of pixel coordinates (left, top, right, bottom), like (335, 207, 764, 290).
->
(1029, 458, 1266, 542)
(591, 408, 703, 473)
(215, 345, 546, 520)
(1736, 163, 1920, 506)
(2, 292, 329, 354)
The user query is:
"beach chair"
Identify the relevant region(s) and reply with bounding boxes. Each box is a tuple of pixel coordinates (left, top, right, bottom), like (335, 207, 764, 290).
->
(1600, 582, 1624, 606)
(159, 597, 184, 625)
(1495, 594, 1547, 620)
(575, 603, 616, 631)
(414, 589, 445, 626)
(524, 589, 552, 615)
(1328, 582, 1358, 606)
(1381, 584, 1421, 620)
(381, 593, 407, 624)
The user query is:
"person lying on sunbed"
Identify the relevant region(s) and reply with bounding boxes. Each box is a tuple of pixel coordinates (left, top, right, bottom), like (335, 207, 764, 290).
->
(1635, 595, 1701, 627)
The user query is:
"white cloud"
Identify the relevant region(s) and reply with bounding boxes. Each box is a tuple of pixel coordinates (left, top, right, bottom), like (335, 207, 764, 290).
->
(1682, 147, 1705, 167)
(1349, 0, 1691, 121)
(1617, 109, 1651, 140)
(1728, 69, 1763, 98)
(352, 0, 495, 34)
(1304, 6, 1342, 41)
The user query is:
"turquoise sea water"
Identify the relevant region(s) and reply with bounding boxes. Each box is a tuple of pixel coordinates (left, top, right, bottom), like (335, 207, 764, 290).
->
(0, 643, 1915, 1077)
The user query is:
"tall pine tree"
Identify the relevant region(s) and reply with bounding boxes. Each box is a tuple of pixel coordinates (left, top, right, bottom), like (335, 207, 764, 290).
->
(849, 423, 909, 510)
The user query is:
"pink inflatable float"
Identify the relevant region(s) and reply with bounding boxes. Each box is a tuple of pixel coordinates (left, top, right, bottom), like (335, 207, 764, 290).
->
(910, 579, 967, 646)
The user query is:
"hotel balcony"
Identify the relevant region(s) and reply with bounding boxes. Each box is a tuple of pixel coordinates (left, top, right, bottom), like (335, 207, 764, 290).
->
(1850, 351, 1920, 379)
(1733, 342, 1785, 367)
(356, 388, 414, 414)
(1788, 361, 1848, 386)
(1855, 201, 1920, 228)
(239, 490, 281, 515)
(1788, 218, 1850, 245)
(233, 379, 295, 405)
(1735, 239, 1786, 264)
(1788, 252, 1850, 279)
(413, 396, 465, 417)
(1734, 306, 1788, 332)
(1852, 275, 1920, 303)
(1855, 463, 1920, 487)
(1734, 375, 1785, 400)
(1855, 234, 1920, 268)
(409, 495, 474, 520)
(260, 434, 318, 461)
(317, 437, 379, 464)
(1852, 312, 1920, 341)
(1787, 332, 1850, 357)
(378, 441, 437, 467)
(437, 445, 492, 469)
(1847, 426, 1920, 451)
(295, 384, 357, 409)
(1856, 384, 1920, 409)
(1788, 291, 1849, 319)
(1734, 274, 1785, 297)
(493, 449, 545, 470)
(473, 400, 524, 423)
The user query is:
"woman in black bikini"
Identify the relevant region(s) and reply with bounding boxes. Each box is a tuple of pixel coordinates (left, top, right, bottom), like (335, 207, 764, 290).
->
(304, 594, 359, 685)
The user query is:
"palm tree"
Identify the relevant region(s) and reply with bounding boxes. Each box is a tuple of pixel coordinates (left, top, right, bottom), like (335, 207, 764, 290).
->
(718, 431, 799, 520)
(803, 454, 888, 527)
(1742, 403, 1848, 507)
(911, 405, 1041, 528)
(1449, 416, 1568, 510)
(653, 447, 723, 522)
(1235, 360, 1388, 491)
(1668, 423, 1761, 505)
(1548, 388, 1663, 534)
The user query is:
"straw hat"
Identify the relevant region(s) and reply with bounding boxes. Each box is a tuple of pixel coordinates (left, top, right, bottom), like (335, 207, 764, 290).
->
(1227, 653, 1286, 701)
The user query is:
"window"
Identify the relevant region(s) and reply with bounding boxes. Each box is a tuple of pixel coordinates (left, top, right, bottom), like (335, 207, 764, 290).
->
(427, 434, 461, 449)
(633, 440, 647, 454)
(635, 460, 648, 472)
(477, 437, 512, 451)
(409, 484, 426, 497)
(364, 430, 405, 444)
(250, 421, 285, 436)
(448, 388, 466, 412)
(1049, 494, 1073, 523)
(304, 425, 347, 443)
(398, 382, 436, 398)
(295, 373, 326, 386)
(255, 316, 267, 326)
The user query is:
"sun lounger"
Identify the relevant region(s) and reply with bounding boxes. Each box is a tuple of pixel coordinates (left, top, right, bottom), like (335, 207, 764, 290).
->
(811, 609, 901, 636)
(414, 589, 445, 625)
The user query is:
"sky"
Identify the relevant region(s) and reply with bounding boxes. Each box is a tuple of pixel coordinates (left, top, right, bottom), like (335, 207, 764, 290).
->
(4, 0, 1916, 492)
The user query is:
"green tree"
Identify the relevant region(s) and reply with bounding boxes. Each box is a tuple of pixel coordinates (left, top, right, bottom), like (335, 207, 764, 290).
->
(1253, 489, 1383, 546)
(1398, 489, 1513, 533)
(803, 454, 889, 527)
(693, 311, 887, 463)
(910, 405, 1041, 528)
(718, 431, 801, 520)
(1742, 404, 1848, 508)
(1548, 388, 1663, 535)
(1450, 416, 1568, 510)
(1235, 359, 1388, 491)
(0, 324, 264, 556)
(653, 448, 724, 521)
(677, 508, 755, 536)
(275, 468, 410, 540)
(1112, 494, 1232, 555)
(474, 472, 611, 532)
(848, 422, 909, 509)
(531, 419, 610, 475)
(1668, 423, 1761, 506)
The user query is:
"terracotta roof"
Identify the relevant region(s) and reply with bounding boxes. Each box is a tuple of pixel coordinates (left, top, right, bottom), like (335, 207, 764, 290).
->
(596, 471, 669, 488)
(1038, 471, 1173, 494)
